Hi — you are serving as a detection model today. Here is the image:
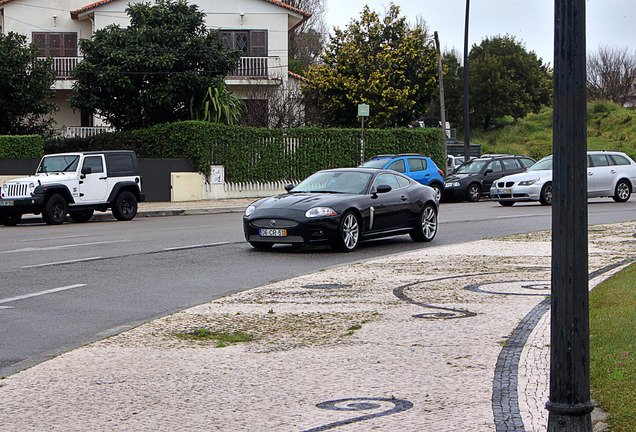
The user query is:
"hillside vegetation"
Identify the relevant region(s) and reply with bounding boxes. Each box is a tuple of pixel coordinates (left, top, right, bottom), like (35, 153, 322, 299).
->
(469, 101, 636, 161)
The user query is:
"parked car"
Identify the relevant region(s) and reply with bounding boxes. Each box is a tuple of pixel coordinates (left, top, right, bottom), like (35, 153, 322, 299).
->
(443, 155, 535, 202)
(447, 155, 472, 172)
(360, 154, 445, 201)
(243, 168, 439, 252)
(490, 150, 636, 206)
(0, 151, 145, 226)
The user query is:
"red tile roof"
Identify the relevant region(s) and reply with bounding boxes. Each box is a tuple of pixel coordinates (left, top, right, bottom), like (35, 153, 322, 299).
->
(69, 0, 310, 19)
(288, 71, 309, 82)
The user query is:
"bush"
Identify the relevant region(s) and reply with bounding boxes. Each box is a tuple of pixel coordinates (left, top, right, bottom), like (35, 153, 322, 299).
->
(0, 135, 44, 158)
(45, 122, 444, 182)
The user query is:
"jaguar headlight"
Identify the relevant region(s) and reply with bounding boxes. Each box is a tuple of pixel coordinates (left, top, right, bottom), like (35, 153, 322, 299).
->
(518, 178, 540, 186)
(244, 205, 256, 217)
(305, 207, 337, 218)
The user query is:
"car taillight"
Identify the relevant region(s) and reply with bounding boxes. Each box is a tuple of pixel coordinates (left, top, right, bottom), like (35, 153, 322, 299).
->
(438, 169, 443, 176)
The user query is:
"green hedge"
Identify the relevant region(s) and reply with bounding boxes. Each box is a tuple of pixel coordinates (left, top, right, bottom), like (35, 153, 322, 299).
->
(0, 135, 44, 159)
(44, 121, 445, 182)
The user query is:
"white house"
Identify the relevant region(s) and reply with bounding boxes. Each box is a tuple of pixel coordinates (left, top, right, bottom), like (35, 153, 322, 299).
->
(0, 0, 310, 134)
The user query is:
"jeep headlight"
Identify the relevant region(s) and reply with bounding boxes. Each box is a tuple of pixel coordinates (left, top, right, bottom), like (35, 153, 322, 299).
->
(2, 183, 7, 191)
(28, 182, 36, 191)
(305, 207, 337, 218)
(519, 178, 540, 186)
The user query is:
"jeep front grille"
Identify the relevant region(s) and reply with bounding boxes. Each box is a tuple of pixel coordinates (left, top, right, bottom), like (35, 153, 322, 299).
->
(5, 183, 29, 198)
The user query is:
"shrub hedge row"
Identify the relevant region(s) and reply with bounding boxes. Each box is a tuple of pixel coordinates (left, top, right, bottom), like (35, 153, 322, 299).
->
(0, 135, 44, 159)
(44, 121, 444, 182)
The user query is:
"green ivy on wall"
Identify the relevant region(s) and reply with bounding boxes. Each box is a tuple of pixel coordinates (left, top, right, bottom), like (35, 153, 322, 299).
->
(41, 121, 444, 182)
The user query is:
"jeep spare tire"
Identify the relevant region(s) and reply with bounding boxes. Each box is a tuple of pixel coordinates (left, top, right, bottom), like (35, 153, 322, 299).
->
(112, 191, 138, 221)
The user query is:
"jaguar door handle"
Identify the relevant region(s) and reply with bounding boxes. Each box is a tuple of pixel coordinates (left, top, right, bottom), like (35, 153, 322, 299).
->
(401, 196, 408, 201)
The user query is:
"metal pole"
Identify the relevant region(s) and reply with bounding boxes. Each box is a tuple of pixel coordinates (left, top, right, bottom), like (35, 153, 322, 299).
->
(434, 31, 449, 174)
(360, 116, 365, 164)
(547, 0, 593, 430)
(462, 0, 470, 161)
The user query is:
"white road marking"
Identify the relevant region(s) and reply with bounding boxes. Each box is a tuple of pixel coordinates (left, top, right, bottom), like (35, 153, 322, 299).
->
(21, 257, 103, 269)
(163, 242, 230, 251)
(1, 240, 128, 254)
(22, 234, 92, 242)
(0, 284, 87, 305)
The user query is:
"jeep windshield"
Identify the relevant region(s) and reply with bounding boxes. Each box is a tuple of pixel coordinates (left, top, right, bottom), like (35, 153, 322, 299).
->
(37, 155, 80, 174)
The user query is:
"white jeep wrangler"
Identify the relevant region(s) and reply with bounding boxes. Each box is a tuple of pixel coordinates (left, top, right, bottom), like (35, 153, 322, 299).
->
(0, 151, 145, 226)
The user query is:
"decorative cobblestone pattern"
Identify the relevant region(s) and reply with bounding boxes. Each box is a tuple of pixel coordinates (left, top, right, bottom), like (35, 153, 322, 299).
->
(0, 221, 633, 431)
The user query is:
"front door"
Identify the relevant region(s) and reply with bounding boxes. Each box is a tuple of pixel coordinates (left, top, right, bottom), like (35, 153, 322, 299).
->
(370, 173, 411, 231)
(78, 155, 108, 202)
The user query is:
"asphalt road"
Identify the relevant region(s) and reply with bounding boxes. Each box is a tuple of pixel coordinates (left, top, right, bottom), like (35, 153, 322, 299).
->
(1, 198, 634, 377)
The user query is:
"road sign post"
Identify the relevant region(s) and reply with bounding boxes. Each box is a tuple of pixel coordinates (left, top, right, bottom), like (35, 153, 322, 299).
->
(358, 104, 370, 163)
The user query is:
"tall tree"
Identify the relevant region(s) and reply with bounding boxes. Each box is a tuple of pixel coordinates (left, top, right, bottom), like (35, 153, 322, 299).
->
(303, 4, 438, 128)
(286, 0, 327, 75)
(587, 46, 636, 105)
(70, 0, 240, 130)
(468, 35, 552, 130)
(0, 32, 57, 135)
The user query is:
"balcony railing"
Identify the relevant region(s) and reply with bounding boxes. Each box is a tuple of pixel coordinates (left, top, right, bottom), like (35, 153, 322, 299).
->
(42, 56, 281, 80)
(39, 57, 82, 80)
(64, 126, 114, 138)
(227, 56, 281, 79)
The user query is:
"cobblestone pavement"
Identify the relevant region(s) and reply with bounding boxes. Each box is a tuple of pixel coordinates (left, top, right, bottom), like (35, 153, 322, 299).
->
(0, 215, 634, 431)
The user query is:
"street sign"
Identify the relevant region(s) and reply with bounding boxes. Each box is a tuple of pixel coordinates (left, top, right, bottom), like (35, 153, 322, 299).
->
(357, 104, 370, 117)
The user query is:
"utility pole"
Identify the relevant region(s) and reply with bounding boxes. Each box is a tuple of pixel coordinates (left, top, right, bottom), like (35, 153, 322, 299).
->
(434, 31, 448, 174)
(462, 0, 470, 162)
(547, 0, 593, 430)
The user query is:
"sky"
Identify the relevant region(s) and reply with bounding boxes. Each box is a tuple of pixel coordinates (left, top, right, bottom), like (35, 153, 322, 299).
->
(324, 0, 635, 65)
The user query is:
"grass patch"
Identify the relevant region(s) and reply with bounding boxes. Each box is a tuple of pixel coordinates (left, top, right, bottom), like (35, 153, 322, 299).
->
(590, 262, 636, 431)
(177, 328, 253, 347)
(467, 103, 636, 162)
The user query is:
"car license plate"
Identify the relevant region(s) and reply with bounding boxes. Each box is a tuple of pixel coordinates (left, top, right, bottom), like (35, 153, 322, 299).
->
(0, 200, 14, 206)
(260, 228, 286, 237)
(497, 188, 512, 194)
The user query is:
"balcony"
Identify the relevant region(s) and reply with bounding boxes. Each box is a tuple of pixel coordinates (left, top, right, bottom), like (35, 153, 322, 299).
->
(43, 56, 281, 82)
(227, 56, 281, 81)
(40, 56, 82, 80)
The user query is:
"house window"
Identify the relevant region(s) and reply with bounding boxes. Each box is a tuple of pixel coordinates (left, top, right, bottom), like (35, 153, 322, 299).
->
(32, 32, 78, 57)
(220, 30, 268, 57)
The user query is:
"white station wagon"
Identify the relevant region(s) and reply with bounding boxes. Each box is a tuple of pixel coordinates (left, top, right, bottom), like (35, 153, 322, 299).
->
(490, 150, 636, 206)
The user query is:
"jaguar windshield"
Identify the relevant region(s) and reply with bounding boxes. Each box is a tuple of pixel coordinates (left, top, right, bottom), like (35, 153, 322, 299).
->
(292, 171, 373, 195)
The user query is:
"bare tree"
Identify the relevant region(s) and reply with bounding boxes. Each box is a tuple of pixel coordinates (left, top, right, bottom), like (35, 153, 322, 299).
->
(240, 83, 307, 128)
(286, 0, 327, 75)
(587, 46, 636, 105)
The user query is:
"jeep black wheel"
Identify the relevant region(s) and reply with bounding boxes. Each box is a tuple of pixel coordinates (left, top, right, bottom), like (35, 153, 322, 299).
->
(69, 209, 94, 223)
(112, 191, 138, 221)
(1, 212, 22, 226)
(42, 194, 68, 225)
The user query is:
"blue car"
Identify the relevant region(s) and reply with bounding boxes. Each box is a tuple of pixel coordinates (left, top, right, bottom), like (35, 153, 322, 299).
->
(360, 154, 445, 200)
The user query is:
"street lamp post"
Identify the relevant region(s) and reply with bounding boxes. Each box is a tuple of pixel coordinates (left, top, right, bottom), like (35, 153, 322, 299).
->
(547, 0, 594, 430)
(463, 0, 470, 162)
